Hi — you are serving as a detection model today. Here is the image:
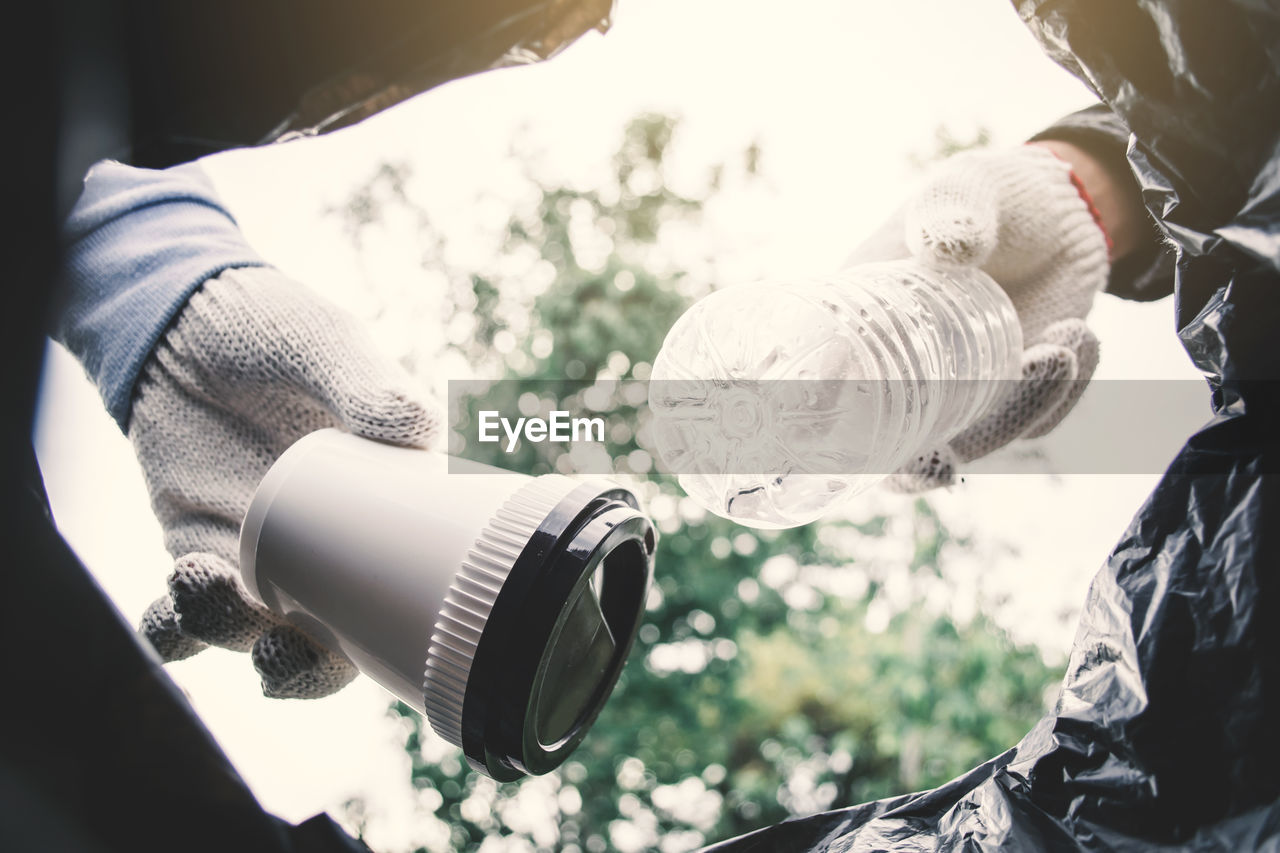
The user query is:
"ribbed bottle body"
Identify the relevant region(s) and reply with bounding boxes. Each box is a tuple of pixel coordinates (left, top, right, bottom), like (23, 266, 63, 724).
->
(650, 259, 1022, 527)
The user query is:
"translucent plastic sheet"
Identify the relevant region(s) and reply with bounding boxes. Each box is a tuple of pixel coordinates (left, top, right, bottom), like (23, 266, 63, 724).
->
(707, 2, 1280, 849)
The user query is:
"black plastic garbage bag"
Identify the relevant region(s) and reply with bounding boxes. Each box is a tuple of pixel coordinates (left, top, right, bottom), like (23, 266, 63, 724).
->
(13, 1, 1277, 850)
(708, 2, 1280, 850)
(61, 0, 614, 170)
(3, 3, 611, 851)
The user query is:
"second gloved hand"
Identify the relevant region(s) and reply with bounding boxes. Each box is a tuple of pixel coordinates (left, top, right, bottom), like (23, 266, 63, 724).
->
(134, 266, 439, 698)
(847, 144, 1110, 491)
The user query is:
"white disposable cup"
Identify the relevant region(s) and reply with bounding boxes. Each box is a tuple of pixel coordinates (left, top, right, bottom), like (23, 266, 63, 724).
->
(240, 429, 655, 779)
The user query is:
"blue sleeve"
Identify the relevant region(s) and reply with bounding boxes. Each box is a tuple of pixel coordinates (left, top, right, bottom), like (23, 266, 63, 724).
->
(54, 160, 268, 431)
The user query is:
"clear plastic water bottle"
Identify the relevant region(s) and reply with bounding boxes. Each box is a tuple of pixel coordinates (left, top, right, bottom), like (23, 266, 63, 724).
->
(649, 259, 1023, 528)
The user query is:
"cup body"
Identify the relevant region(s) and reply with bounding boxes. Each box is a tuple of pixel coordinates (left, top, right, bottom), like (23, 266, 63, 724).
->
(241, 429, 548, 711)
(240, 429, 656, 780)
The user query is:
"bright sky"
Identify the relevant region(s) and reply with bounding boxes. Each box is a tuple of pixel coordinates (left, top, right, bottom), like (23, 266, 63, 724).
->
(33, 0, 1205, 848)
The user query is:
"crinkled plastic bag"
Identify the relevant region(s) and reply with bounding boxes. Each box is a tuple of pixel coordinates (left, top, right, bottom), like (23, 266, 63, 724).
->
(707, 2, 1280, 849)
(112, 0, 613, 167)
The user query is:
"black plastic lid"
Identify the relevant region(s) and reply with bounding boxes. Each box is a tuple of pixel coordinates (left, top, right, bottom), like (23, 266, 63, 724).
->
(459, 482, 655, 780)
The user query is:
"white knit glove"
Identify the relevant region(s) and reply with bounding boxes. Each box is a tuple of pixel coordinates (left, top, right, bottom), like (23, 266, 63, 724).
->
(134, 266, 439, 698)
(846, 145, 1110, 491)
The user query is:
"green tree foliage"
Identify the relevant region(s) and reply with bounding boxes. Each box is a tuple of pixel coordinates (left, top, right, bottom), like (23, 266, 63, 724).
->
(334, 114, 1058, 852)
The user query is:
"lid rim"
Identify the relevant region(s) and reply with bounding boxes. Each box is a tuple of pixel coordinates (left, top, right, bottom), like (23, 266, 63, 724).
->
(422, 476, 579, 760)
(457, 481, 653, 780)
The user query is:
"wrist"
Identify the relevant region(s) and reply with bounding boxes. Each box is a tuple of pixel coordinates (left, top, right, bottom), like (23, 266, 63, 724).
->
(57, 161, 268, 431)
(1026, 139, 1141, 262)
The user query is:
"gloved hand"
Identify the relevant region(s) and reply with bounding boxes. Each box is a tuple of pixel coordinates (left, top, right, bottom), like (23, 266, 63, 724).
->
(846, 144, 1110, 491)
(134, 266, 439, 698)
